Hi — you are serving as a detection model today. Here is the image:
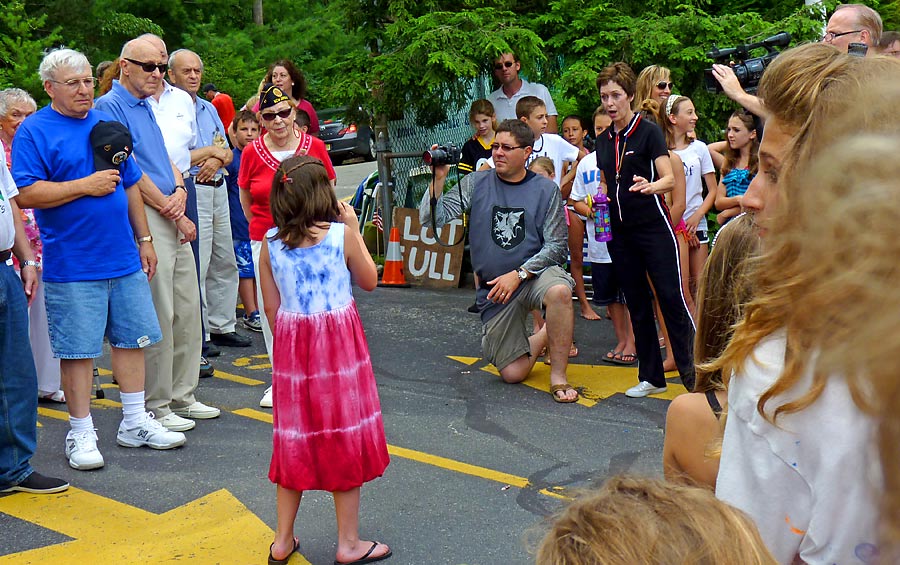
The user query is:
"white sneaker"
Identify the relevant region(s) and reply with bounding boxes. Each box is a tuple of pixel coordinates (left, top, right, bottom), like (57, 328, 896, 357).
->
(117, 412, 187, 449)
(625, 381, 668, 398)
(65, 429, 105, 470)
(172, 401, 221, 420)
(155, 412, 196, 431)
(259, 386, 273, 408)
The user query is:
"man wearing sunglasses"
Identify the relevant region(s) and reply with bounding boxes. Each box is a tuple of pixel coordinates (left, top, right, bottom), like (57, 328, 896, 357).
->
(97, 36, 220, 434)
(420, 119, 579, 403)
(490, 53, 559, 134)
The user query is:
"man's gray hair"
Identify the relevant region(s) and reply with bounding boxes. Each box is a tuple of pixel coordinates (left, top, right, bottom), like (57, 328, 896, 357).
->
(836, 4, 884, 45)
(38, 48, 91, 82)
(168, 48, 203, 72)
(0, 88, 37, 117)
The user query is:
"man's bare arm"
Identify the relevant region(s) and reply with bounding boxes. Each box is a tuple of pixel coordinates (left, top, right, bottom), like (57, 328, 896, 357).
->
(16, 171, 120, 209)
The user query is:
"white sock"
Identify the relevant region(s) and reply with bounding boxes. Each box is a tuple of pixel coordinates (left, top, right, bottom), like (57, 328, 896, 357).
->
(120, 391, 146, 428)
(69, 414, 94, 434)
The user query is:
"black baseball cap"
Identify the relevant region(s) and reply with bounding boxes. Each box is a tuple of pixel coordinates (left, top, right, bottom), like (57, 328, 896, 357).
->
(203, 83, 217, 93)
(90, 121, 133, 172)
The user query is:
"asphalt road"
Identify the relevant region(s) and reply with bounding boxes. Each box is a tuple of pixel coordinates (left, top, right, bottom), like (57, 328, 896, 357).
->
(0, 159, 685, 565)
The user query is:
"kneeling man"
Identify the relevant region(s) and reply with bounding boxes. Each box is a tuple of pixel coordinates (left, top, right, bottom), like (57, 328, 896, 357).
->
(421, 119, 578, 402)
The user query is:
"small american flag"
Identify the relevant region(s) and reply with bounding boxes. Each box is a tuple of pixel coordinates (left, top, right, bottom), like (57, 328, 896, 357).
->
(373, 207, 384, 232)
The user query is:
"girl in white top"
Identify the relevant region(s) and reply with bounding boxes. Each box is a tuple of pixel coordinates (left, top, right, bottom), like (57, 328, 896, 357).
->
(663, 95, 716, 301)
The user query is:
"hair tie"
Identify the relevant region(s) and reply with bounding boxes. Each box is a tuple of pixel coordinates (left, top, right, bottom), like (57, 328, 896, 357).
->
(665, 94, 680, 116)
(278, 159, 326, 185)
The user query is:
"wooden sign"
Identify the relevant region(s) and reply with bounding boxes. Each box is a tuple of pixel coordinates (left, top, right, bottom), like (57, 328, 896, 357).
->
(393, 207, 464, 288)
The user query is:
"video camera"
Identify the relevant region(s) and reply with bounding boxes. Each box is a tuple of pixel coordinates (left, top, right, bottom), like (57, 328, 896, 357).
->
(704, 32, 791, 94)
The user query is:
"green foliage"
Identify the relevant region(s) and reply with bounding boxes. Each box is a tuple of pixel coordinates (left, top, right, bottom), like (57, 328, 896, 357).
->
(0, 1, 61, 99)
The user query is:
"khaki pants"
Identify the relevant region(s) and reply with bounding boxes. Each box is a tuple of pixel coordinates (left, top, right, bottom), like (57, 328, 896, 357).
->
(196, 181, 239, 336)
(143, 205, 203, 416)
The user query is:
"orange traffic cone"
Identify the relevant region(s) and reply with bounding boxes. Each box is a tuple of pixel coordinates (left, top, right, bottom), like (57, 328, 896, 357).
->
(378, 226, 410, 287)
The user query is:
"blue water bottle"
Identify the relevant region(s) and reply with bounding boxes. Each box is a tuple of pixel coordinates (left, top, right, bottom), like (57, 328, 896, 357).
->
(592, 191, 612, 242)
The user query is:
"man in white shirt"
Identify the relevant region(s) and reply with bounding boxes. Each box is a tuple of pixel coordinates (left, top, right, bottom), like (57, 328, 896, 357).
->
(490, 53, 559, 133)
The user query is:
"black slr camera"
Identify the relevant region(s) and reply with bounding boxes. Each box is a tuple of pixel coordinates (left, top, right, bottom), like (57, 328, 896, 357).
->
(423, 144, 462, 166)
(704, 32, 791, 94)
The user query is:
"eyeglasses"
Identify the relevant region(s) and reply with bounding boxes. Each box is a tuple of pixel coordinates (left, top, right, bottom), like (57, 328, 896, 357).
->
(124, 58, 168, 74)
(490, 143, 527, 152)
(49, 77, 97, 90)
(493, 61, 515, 70)
(260, 108, 292, 121)
(821, 29, 862, 42)
(656, 81, 675, 90)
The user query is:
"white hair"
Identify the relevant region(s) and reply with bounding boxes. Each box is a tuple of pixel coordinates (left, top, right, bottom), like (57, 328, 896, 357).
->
(38, 48, 91, 82)
(0, 88, 37, 116)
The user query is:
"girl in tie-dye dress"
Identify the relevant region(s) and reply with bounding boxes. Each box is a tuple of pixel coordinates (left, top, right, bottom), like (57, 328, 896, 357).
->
(259, 155, 392, 565)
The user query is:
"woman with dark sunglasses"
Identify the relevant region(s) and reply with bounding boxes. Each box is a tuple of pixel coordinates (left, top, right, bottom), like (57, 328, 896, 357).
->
(238, 84, 336, 408)
(633, 65, 674, 109)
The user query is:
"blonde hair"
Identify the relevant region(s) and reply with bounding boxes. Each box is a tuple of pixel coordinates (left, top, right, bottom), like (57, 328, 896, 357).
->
(529, 156, 555, 178)
(693, 213, 760, 394)
(633, 65, 670, 110)
(535, 476, 775, 564)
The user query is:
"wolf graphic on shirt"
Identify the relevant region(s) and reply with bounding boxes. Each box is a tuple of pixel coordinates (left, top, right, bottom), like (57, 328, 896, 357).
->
(492, 207, 525, 249)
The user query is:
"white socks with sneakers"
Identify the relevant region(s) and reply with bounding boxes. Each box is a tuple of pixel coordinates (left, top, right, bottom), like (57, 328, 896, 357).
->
(119, 391, 146, 429)
(69, 414, 94, 434)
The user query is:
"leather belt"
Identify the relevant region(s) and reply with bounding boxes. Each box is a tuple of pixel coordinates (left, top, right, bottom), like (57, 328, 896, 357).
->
(194, 176, 225, 187)
(0, 249, 11, 263)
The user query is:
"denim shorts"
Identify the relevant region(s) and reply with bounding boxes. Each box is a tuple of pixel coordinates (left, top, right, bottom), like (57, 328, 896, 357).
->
(234, 239, 254, 279)
(44, 269, 162, 359)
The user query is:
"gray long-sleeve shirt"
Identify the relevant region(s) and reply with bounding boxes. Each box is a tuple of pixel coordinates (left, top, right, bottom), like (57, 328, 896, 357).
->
(420, 170, 567, 321)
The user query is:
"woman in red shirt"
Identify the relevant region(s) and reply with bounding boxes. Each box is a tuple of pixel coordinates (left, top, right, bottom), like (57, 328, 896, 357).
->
(239, 84, 336, 407)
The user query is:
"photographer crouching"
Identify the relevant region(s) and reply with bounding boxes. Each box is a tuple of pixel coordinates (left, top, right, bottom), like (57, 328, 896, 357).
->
(419, 119, 579, 403)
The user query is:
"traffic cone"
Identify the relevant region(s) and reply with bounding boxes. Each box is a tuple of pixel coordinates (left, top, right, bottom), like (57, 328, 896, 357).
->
(378, 226, 410, 287)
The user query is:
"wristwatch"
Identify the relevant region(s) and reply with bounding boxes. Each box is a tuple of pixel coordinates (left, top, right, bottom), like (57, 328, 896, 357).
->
(174, 185, 187, 193)
(137, 235, 154, 244)
(22, 260, 40, 269)
(517, 268, 529, 281)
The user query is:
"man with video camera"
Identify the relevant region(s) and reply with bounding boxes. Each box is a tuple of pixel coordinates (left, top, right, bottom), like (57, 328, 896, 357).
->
(712, 4, 882, 117)
(419, 119, 579, 403)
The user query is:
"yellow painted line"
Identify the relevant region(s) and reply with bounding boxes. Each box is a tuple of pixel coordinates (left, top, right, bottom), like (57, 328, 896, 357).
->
(96, 367, 113, 376)
(230, 408, 569, 499)
(92, 398, 122, 409)
(446, 355, 480, 366)
(387, 444, 530, 489)
(341, 194, 353, 202)
(455, 356, 687, 406)
(0, 487, 309, 564)
(232, 354, 272, 371)
(214, 370, 265, 386)
(233, 408, 273, 424)
(37, 407, 69, 422)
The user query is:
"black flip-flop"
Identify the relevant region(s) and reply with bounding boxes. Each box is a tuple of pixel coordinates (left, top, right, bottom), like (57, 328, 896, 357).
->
(610, 352, 638, 366)
(268, 537, 300, 564)
(334, 542, 392, 565)
(601, 350, 622, 364)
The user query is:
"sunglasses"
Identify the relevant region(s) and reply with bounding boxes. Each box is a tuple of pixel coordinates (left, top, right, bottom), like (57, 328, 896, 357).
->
(494, 61, 515, 70)
(490, 143, 526, 152)
(124, 58, 167, 74)
(260, 108, 292, 121)
(656, 81, 675, 90)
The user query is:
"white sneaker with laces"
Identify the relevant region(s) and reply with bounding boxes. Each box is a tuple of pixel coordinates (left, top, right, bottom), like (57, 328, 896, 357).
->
(155, 412, 196, 431)
(65, 429, 105, 470)
(172, 401, 221, 420)
(117, 412, 187, 449)
(259, 386, 273, 408)
(625, 381, 668, 398)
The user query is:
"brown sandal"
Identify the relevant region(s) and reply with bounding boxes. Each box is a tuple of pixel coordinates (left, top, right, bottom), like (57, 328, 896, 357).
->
(550, 384, 579, 403)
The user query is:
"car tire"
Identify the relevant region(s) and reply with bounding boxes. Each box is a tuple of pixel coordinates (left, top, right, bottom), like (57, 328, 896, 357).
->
(331, 155, 344, 166)
(364, 136, 376, 161)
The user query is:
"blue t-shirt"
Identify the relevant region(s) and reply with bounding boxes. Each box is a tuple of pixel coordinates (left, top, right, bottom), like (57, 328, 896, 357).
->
(723, 167, 753, 198)
(95, 80, 177, 196)
(225, 147, 249, 241)
(12, 106, 143, 282)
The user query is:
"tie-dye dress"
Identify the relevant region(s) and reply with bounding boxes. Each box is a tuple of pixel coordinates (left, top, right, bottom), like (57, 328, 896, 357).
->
(266, 223, 390, 492)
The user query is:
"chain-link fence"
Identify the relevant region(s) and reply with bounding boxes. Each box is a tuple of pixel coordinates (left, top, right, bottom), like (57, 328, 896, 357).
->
(385, 76, 491, 207)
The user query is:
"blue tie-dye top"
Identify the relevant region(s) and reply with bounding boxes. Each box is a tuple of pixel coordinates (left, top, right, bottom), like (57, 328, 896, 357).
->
(266, 223, 352, 315)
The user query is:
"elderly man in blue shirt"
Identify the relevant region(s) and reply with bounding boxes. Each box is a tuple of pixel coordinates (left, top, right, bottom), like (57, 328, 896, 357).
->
(95, 36, 220, 431)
